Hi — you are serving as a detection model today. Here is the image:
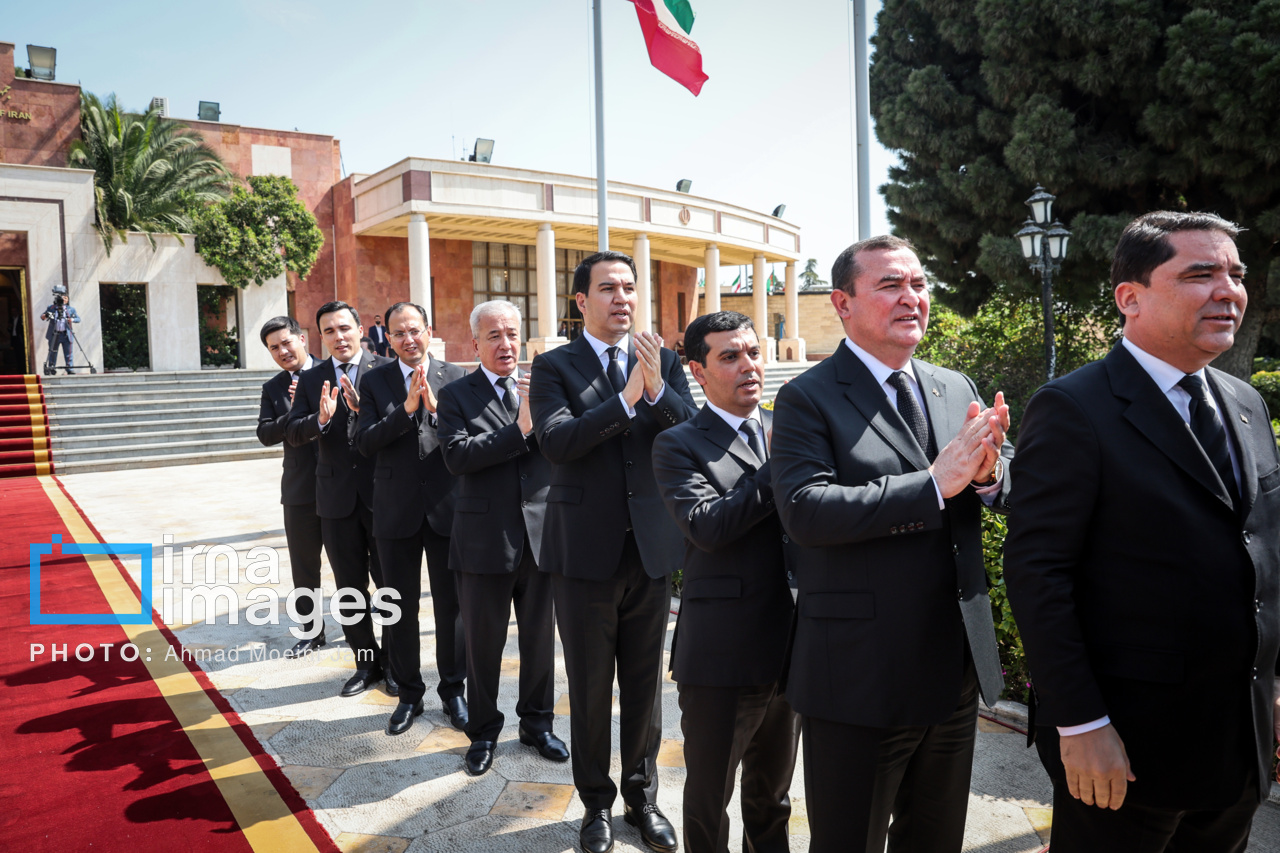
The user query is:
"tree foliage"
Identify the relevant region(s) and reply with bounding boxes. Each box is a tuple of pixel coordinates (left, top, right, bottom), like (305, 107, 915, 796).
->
(799, 258, 828, 291)
(871, 0, 1280, 378)
(68, 93, 232, 253)
(99, 283, 150, 371)
(192, 175, 323, 289)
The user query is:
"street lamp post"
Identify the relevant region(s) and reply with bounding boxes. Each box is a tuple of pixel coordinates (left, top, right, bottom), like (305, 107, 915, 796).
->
(1015, 186, 1071, 380)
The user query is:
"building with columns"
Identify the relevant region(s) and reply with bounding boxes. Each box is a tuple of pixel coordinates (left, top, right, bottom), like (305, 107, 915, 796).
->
(0, 39, 806, 373)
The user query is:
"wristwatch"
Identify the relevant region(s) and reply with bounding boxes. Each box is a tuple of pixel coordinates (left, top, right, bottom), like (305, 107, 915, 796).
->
(971, 458, 1004, 488)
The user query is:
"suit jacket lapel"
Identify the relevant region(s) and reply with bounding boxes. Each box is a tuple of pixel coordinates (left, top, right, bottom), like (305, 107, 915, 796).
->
(390, 361, 409, 406)
(1107, 345, 1233, 510)
(469, 367, 512, 426)
(835, 345, 930, 470)
(696, 405, 760, 470)
(913, 360, 955, 451)
(1208, 369, 1258, 515)
(569, 335, 615, 407)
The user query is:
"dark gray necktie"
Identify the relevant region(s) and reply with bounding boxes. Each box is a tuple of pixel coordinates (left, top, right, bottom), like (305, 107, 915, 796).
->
(739, 418, 767, 464)
(606, 346, 626, 394)
(1178, 374, 1238, 506)
(889, 370, 931, 458)
(498, 376, 519, 419)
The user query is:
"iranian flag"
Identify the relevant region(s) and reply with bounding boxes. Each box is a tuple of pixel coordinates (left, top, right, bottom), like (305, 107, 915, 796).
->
(626, 0, 709, 96)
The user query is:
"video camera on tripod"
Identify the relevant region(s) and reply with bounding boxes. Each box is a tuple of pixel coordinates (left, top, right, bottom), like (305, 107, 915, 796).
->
(41, 284, 96, 375)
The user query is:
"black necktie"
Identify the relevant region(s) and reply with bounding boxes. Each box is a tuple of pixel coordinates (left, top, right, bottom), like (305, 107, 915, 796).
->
(739, 418, 767, 465)
(606, 346, 626, 394)
(498, 376, 519, 419)
(889, 370, 932, 459)
(1178, 374, 1238, 506)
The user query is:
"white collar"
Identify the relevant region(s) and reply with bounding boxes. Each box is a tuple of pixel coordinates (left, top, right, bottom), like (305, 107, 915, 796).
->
(330, 354, 358, 373)
(843, 337, 917, 388)
(479, 363, 519, 388)
(398, 358, 423, 381)
(705, 400, 763, 434)
(1121, 336, 1200, 395)
(582, 329, 629, 360)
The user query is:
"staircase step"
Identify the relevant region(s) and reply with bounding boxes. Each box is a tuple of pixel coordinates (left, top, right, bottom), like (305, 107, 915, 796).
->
(55, 446, 281, 475)
(50, 414, 256, 437)
(51, 424, 257, 449)
(53, 435, 275, 463)
(48, 404, 259, 427)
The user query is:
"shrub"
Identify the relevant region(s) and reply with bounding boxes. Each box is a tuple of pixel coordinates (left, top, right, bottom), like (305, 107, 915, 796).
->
(1251, 371, 1280, 417)
(199, 285, 239, 368)
(99, 283, 149, 371)
(982, 511, 1030, 703)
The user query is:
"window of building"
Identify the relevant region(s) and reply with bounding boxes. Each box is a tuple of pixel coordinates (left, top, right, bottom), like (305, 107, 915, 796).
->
(473, 242, 536, 341)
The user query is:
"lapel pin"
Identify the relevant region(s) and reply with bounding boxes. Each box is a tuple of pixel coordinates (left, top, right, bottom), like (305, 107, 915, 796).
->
(931, 387, 940, 397)
(1241, 413, 1248, 423)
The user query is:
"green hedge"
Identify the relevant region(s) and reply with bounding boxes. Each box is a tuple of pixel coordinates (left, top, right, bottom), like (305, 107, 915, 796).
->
(1251, 371, 1280, 417)
(100, 283, 149, 371)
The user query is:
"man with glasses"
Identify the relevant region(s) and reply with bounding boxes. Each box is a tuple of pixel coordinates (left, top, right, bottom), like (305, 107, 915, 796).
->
(355, 302, 468, 737)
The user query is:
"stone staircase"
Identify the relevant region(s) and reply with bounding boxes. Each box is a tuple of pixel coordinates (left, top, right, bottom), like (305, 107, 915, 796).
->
(44, 369, 282, 475)
(42, 359, 818, 475)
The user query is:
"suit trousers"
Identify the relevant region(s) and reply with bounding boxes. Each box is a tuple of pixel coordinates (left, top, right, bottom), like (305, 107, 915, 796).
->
(551, 533, 671, 811)
(803, 661, 979, 853)
(322, 501, 384, 672)
(377, 518, 465, 707)
(678, 680, 800, 853)
(1037, 737, 1259, 853)
(455, 542, 556, 743)
(282, 502, 324, 636)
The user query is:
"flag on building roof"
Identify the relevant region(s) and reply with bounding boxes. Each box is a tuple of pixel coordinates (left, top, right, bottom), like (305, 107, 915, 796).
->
(729, 272, 743, 293)
(626, 0, 709, 96)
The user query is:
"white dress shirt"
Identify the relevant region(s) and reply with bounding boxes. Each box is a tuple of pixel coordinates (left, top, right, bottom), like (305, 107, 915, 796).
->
(581, 330, 666, 416)
(318, 355, 359, 433)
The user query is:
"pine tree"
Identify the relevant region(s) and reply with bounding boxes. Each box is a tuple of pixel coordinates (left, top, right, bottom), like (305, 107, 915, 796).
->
(871, 0, 1280, 377)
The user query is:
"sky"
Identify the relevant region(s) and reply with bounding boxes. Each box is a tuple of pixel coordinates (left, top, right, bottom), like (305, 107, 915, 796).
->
(6, 0, 896, 283)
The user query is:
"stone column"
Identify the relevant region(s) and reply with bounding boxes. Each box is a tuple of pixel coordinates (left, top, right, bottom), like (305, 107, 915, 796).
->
(703, 243, 720, 315)
(633, 233, 651, 334)
(528, 223, 568, 359)
(407, 213, 445, 359)
(778, 260, 806, 362)
(147, 279, 201, 371)
(752, 253, 776, 362)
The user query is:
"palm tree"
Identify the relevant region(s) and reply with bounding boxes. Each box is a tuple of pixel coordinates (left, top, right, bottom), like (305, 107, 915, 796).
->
(799, 258, 827, 291)
(68, 92, 232, 252)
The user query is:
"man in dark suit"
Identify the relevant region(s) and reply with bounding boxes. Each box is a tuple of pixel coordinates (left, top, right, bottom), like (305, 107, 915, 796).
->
(770, 235, 1013, 853)
(652, 311, 799, 853)
(369, 315, 389, 356)
(355, 301, 468, 737)
(436, 299, 568, 777)
(529, 250, 697, 853)
(287, 301, 394, 698)
(256, 316, 325, 658)
(1003, 211, 1280, 852)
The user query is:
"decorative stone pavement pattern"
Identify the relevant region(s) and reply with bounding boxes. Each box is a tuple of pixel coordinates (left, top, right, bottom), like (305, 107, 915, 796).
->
(59, 458, 1280, 852)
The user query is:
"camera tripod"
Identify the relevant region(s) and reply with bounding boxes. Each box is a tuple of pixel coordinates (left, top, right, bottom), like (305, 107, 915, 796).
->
(43, 332, 98, 376)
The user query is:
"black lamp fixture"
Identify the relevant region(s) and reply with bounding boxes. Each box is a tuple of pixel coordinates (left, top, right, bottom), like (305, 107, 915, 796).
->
(771, 204, 786, 218)
(1014, 185, 1071, 380)
(197, 101, 221, 122)
(676, 179, 693, 194)
(469, 139, 495, 163)
(26, 45, 56, 81)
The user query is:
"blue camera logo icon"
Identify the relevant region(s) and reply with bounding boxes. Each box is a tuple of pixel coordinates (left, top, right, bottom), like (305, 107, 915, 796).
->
(29, 534, 153, 625)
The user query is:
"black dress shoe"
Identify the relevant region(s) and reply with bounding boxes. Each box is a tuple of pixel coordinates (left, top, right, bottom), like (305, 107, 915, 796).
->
(284, 634, 325, 659)
(580, 808, 614, 853)
(340, 668, 384, 697)
(386, 700, 424, 736)
(623, 802, 677, 852)
(442, 695, 469, 730)
(518, 723, 569, 762)
(464, 740, 495, 776)
(384, 669, 400, 696)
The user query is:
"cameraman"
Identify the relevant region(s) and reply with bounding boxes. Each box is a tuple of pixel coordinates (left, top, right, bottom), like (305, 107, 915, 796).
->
(41, 292, 81, 373)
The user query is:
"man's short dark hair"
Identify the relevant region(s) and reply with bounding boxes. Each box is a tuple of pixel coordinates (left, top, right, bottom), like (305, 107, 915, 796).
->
(1110, 211, 1241, 289)
(315, 300, 360, 330)
(573, 251, 638, 296)
(831, 235, 917, 295)
(259, 315, 302, 347)
(385, 301, 430, 327)
(684, 311, 755, 366)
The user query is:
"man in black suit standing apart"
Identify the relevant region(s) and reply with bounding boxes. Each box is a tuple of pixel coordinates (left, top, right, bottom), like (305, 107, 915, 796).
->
(287, 301, 394, 697)
(437, 299, 568, 777)
(771, 235, 1013, 852)
(1004, 211, 1280, 852)
(369, 315, 390, 357)
(529, 251, 696, 853)
(652, 311, 799, 853)
(256, 316, 325, 657)
(355, 302, 468, 737)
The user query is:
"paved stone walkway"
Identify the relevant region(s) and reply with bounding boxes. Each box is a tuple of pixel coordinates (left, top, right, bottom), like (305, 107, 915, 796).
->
(59, 458, 1280, 852)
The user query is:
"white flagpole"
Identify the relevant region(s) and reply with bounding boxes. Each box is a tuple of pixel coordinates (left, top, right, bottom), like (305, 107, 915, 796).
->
(593, 0, 609, 250)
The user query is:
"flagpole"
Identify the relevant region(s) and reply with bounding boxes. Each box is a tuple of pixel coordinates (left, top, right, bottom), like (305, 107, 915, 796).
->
(593, 0, 609, 251)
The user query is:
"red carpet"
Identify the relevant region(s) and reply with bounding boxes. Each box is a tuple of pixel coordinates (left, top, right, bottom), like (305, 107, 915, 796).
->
(1, 476, 337, 852)
(0, 374, 52, 478)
